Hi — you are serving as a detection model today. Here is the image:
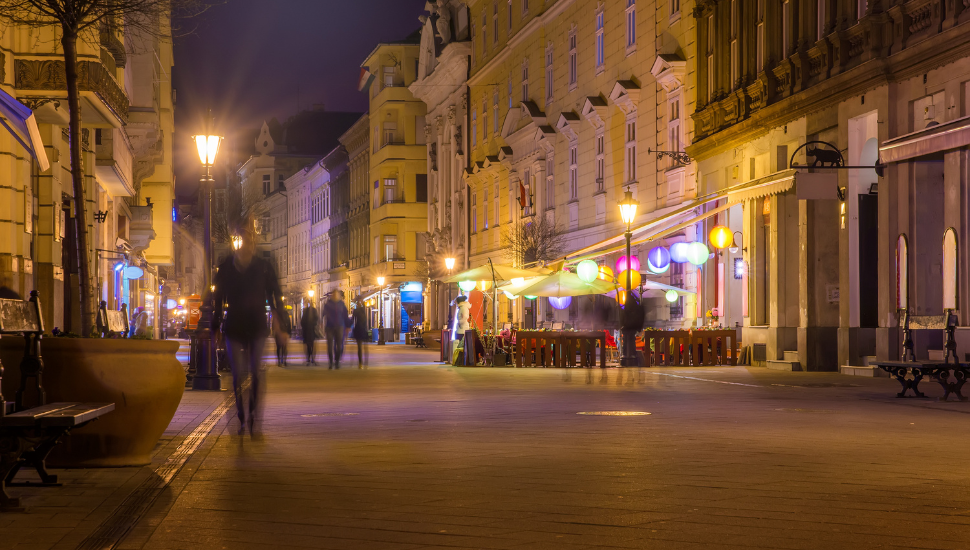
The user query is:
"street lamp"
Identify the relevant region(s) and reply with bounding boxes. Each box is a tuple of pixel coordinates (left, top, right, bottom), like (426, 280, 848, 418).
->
(618, 188, 639, 367)
(189, 119, 223, 391)
(444, 256, 456, 330)
(377, 275, 386, 345)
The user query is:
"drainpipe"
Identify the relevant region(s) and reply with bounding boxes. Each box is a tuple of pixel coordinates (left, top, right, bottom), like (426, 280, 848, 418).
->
(464, 62, 472, 271)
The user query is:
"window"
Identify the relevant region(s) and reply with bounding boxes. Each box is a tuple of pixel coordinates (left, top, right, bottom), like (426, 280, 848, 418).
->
(595, 131, 605, 191)
(670, 0, 680, 18)
(783, 0, 790, 58)
(757, 0, 765, 72)
(730, 0, 738, 89)
(481, 10, 487, 54)
(484, 190, 489, 229)
(522, 0, 528, 15)
(595, 10, 605, 71)
(668, 96, 682, 166)
(521, 59, 529, 102)
(384, 235, 397, 261)
(416, 174, 428, 202)
(472, 193, 478, 233)
(383, 178, 397, 204)
(568, 30, 577, 88)
(545, 45, 554, 102)
(383, 66, 395, 88)
(625, 118, 637, 183)
(707, 15, 715, 102)
(508, 0, 513, 31)
(482, 98, 488, 140)
(383, 122, 396, 146)
(817, 0, 826, 40)
(373, 180, 379, 209)
(857, 0, 866, 19)
(508, 75, 513, 108)
(493, 2, 499, 44)
(523, 169, 532, 216)
(626, 0, 636, 51)
(493, 90, 500, 134)
(494, 180, 501, 224)
(262, 174, 271, 195)
(569, 144, 578, 200)
(545, 156, 555, 210)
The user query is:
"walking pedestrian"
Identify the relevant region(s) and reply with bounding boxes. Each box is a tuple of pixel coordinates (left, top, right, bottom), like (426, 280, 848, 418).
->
(301, 301, 319, 365)
(455, 295, 470, 343)
(212, 225, 287, 437)
(275, 310, 291, 367)
(323, 290, 349, 369)
(351, 299, 370, 368)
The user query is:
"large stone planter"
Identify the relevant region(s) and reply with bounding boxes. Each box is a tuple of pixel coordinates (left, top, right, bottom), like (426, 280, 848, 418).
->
(0, 338, 184, 467)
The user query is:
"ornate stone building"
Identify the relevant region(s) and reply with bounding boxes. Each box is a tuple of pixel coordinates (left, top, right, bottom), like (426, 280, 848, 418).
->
(339, 114, 371, 302)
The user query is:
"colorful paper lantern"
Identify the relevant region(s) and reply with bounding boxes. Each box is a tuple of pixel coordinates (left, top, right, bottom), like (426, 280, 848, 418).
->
(503, 290, 518, 300)
(524, 295, 537, 300)
(648, 246, 670, 270)
(617, 269, 642, 290)
(709, 225, 733, 249)
(616, 289, 627, 306)
(647, 257, 669, 274)
(616, 255, 641, 274)
(687, 242, 710, 266)
(458, 280, 477, 292)
(478, 280, 493, 292)
(548, 296, 572, 310)
(598, 265, 614, 281)
(576, 260, 600, 283)
(670, 242, 690, 263)
(665, 289, 679, 302)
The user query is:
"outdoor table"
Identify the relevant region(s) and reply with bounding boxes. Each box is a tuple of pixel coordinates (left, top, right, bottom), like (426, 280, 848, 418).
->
(515, 330, 561, 367)
(872, 360, 970, 401)
(643, 329, 739, 366)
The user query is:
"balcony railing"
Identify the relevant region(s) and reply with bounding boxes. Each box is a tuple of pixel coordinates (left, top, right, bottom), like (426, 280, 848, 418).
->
(381, 197, 407, 206)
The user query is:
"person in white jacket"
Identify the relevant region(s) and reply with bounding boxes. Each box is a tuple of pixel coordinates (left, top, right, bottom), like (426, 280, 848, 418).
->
(455, 295, 471, 342)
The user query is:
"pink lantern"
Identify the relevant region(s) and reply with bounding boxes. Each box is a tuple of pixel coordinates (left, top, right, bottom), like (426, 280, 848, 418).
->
(615, 255, 641, 274)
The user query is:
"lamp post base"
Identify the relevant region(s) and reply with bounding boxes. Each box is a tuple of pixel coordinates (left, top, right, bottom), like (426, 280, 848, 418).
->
(191, 373, 223, 391)
(619, 356, 638, 367)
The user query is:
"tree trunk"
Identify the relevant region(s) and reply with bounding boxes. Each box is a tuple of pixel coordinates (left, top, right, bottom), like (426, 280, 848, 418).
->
(61, 28, 94, 336)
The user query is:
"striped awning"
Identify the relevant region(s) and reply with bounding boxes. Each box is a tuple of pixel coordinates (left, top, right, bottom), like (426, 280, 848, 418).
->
(727, 170, 796, 204)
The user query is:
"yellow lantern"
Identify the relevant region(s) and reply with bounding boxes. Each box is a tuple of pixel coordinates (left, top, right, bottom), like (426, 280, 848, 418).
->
(617, 269, 641, 290)
(616, 289, 627, 306)
(478, 280, 492, 292)
(598, 265, 614, 281)
(709, 225, 733, 249)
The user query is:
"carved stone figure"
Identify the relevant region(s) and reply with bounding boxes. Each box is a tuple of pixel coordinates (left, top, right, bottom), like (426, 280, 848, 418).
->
(435, 3, 452, 44)
(454, 125, 463, 155)
(429, 142, 438, 171)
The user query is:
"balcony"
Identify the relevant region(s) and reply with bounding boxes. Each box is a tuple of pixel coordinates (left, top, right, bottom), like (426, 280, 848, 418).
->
(372, 200, 427, 222)
(372, 142, 425, 165)
(15, 59, 128, 127)
(95, 128, 135, 197)
(373, 85, 415, 108)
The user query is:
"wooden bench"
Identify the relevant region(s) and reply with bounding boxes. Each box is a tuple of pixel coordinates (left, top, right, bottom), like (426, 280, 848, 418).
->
(0, 291, 114, 511)
(870, 310, 968, 400)
(96, 300, 129, 338)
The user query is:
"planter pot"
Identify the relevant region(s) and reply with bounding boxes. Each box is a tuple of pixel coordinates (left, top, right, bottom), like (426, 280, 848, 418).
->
(0, 338, 184, 467)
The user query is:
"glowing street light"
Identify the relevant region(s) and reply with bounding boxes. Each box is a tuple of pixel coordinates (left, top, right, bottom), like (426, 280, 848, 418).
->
(617, 188, 639, 367)
(377, 276, 386, 345)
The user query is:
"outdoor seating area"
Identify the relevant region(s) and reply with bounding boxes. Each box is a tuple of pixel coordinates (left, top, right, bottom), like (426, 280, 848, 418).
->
(873, 310, 969, 400)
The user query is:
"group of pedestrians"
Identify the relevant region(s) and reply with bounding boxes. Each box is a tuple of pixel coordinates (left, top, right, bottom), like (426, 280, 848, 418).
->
(212, 223, 372, 437)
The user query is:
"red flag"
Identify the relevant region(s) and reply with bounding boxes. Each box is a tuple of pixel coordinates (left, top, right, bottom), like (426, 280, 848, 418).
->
(519, 182, 527, 208)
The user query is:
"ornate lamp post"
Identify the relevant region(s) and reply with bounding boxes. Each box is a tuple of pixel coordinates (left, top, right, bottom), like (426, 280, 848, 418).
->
(191, 124, 223, 391)
(618, 189, 639, 367)
(377, 275, 386, 345)
(444, 257, 455, 329)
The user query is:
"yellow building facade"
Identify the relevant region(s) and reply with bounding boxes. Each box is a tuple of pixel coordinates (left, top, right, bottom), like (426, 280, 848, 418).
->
(362, 38, 430, 336)
(462, 0, 698, 327)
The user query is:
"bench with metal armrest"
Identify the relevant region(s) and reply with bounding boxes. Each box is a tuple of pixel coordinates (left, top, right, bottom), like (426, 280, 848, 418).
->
(96, 300, 129, 338)
(0, 291, 114, 512)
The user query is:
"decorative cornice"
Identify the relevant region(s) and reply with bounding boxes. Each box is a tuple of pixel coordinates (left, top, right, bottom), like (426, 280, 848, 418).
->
(581, 96, 608, 128)
(609, 80, 640, 115)
(555, 112, 580, 142)
(651, 54, 687, 93)
(15, 59, 128, 124)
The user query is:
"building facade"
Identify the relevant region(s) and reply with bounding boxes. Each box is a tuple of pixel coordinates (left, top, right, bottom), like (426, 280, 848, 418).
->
(322, 146, 350, 306)
(361, 34, 430, 336)
(341, 114, 371, 304)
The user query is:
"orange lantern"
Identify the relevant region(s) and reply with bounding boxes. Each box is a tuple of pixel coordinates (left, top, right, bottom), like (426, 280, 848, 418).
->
(616, 289, 627, 306)
(617, 269, 641, 290)
(478, 280, 492, 292)
(598, 265, 614, 281)
(709, 225, 733, 249)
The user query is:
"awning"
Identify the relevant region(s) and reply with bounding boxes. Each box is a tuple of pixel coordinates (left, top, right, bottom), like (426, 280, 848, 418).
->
(879, 115, 970, 163)
(0, 88, 50, 171)
(725, 169, 796, 204)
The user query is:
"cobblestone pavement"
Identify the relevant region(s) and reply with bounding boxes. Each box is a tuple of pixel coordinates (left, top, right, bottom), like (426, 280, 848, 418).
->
(3, 342, 970, 549)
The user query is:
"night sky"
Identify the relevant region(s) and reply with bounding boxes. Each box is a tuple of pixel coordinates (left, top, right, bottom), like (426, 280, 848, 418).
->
(172, 0, 426, 197)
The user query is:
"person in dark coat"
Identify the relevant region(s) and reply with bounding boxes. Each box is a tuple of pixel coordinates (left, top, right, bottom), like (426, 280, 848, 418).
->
(212, 226, 286, 437)
(275, 310, 291, 367)
(620, 290, 645, 366)
(300, 303, 319, 365)
(351, 300, 369, 368)
(323, 291, 349, 369)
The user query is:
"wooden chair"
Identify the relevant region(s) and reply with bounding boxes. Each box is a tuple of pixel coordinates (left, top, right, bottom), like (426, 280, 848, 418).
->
(0, 291, 115, 511)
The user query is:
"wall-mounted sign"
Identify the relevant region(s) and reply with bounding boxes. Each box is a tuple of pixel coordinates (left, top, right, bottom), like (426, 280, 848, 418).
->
(122, 266, 144, 279)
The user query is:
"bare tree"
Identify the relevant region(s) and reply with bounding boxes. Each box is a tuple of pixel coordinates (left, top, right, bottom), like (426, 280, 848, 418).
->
(0, 0, 211, 335)
(501, 216, 567, 267)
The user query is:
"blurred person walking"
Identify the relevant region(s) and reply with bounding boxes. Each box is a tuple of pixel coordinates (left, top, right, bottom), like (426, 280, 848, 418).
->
(323, 290, 349, 369)
(620, 291, 645, 368)
(351, 299, 370, 368)
(275, 310, 291, 367)
(301, 301, 319, 365)
(212, 225, 287, 437)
